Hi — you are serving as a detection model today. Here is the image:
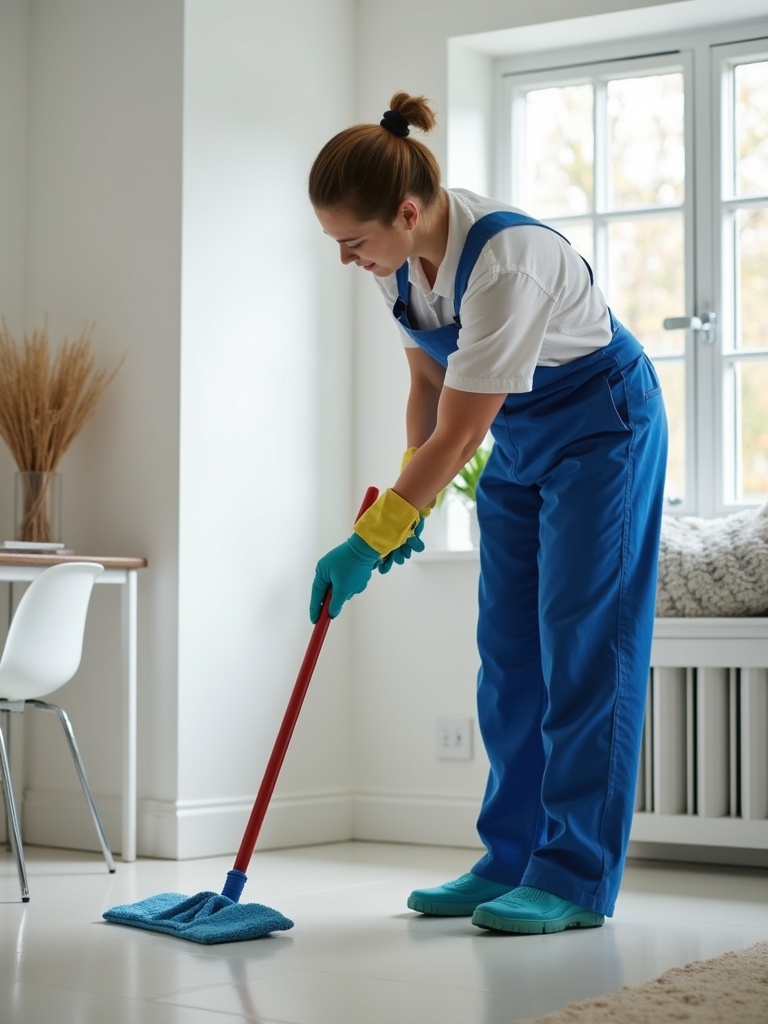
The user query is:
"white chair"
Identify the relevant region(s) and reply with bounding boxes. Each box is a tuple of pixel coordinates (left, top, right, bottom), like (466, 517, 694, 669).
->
(0, 562, 115, 902)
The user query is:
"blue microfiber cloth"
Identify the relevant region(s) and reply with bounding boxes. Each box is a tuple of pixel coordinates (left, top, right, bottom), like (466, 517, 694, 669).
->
(103, 890, 294, 944)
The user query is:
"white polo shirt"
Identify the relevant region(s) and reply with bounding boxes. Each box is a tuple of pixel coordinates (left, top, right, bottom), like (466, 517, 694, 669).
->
(374, 188, 612, 394)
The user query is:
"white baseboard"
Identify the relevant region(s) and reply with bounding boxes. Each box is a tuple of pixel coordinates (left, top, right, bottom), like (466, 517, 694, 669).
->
(19, 787, 355, 860)
(18, 787, 483, 858)
(353, 791, 483, 849)
(20, 788, 767, 868)
(21, 789, 123, 856)
(143, 791, 355, 860)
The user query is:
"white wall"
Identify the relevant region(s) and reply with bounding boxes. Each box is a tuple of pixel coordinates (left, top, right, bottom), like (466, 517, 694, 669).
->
(0, 0, 27, 548)
(1, 0, 357, 859)
(16, 0, 186, 852)
(0, 0, 186, 850)
(0, 0, 27, 848)
(176, 0, 357, 856)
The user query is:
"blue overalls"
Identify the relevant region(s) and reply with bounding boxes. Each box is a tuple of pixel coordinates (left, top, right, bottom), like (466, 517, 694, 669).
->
(393, 211, 668, 916)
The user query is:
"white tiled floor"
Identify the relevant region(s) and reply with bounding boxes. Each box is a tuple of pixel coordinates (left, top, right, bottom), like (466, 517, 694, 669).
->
(1, 841, 767, 1023)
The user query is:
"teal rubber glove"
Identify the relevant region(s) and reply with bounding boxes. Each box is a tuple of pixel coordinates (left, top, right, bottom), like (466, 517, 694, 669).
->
(378, 516, 425, 574)
(310, 533, 381, 622)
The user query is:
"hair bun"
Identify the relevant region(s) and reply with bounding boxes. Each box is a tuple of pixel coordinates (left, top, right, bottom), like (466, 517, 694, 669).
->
(380, 109, 410, 138)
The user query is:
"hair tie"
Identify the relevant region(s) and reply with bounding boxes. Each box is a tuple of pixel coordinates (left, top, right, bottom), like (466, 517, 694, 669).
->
(380, 109, 410, 138)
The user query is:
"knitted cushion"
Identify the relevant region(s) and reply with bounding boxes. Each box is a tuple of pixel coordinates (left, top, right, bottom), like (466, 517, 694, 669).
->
(656, 504, 768, 616)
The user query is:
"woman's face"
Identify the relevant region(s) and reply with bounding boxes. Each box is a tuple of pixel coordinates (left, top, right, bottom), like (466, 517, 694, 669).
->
(314, 204, 414, 277)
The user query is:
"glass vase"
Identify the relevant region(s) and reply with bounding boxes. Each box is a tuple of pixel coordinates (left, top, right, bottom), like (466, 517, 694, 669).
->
(14, 471, 62, 544)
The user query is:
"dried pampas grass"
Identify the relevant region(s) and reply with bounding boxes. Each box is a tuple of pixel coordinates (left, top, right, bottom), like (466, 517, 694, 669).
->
(0, 319, 122, 541)
(0, 319, 121, 472)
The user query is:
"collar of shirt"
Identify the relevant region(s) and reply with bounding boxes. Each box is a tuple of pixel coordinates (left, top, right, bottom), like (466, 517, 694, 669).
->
(404, 189, 473, 302)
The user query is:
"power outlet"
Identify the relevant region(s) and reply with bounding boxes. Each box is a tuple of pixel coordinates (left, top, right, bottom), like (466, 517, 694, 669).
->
(436, 717, 473, 760)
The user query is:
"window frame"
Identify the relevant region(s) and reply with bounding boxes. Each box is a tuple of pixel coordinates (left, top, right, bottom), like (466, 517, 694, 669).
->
(492, 18, 768, 518)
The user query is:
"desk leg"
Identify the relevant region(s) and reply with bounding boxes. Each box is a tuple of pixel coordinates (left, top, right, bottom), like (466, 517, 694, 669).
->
(121, 570, 138, 862)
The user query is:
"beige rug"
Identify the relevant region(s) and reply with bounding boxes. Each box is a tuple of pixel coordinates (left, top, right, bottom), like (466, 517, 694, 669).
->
(522, 940, 768, 1023)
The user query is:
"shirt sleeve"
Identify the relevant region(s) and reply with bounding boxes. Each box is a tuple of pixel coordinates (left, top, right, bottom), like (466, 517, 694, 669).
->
(444, 263, 558, 394)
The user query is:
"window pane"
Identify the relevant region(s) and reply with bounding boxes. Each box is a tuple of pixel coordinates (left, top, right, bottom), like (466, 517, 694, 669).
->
(734, 60, 768, 198)
(606, 214, 686, 357)
(607, 73, 685, 210)
(522, 84, 594, 217)
(733, 360, 768, 502)
(735, 207, 768, 350)
(654, 359, 685, 504)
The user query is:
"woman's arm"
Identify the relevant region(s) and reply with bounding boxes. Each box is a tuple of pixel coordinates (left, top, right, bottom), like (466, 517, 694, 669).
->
(404, 346, 445, 449)
(397, 347, 506, 511)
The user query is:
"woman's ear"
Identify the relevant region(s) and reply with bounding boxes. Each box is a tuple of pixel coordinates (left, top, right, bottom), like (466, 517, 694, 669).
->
(398, 198, 420, 231)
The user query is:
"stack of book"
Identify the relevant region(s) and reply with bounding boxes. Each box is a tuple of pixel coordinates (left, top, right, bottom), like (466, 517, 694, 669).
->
(1, 540, 74, 555)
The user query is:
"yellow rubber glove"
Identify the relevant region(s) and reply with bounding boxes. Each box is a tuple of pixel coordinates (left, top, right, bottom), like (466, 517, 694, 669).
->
(401, 447, 436, 517)
(353, 488, 420, 556)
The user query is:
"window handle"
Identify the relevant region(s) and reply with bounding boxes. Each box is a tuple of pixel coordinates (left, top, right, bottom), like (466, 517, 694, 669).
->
(662, 311, 716, 342)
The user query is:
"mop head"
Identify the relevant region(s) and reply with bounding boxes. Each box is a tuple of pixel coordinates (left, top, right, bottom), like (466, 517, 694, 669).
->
(103, 890, 294, 944)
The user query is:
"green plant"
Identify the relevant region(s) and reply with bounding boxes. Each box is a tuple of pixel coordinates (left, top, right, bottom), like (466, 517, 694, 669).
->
(447, 445, 492, 507)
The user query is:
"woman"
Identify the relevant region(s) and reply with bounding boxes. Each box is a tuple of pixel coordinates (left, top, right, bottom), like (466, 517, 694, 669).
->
(308, 92, 667, 935)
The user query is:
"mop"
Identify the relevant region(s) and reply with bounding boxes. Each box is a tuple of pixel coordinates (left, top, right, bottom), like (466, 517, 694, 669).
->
(104, 487, 379, 943)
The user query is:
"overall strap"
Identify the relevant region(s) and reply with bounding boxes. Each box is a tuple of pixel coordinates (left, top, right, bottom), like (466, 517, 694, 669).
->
(394, 262, 411, 320)
(453, 211, 591, 319)
(394, 209, 594, 325)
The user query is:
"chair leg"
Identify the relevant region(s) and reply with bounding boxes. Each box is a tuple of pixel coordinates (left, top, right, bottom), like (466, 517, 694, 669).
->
(0, 717, 30, 902)
(1, 719, 12, 850)
(30, 701, 116, 874)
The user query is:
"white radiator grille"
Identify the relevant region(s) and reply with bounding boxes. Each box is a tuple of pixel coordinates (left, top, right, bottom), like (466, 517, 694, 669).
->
(635, 666, 768, 822)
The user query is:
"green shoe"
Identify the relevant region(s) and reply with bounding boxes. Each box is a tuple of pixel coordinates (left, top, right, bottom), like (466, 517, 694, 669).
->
(407, 873, 514, 917)
(471, 886, 605, 934)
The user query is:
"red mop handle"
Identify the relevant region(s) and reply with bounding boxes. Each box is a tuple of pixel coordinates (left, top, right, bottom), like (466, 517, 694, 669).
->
(232, 486, 379, 874)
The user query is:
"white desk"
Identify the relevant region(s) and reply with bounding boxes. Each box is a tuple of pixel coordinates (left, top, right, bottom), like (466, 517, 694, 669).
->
(0, 553, 147, 862)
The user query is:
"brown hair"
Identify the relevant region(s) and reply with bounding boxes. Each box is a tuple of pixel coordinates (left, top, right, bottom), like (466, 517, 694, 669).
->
(308, 92, 442, 223)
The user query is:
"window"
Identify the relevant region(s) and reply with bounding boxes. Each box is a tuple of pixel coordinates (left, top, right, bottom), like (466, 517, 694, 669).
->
(496, 25, 768, 516)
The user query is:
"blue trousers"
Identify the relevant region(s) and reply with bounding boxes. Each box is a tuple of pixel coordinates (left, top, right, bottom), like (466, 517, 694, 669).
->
(471, 324, 667, 916)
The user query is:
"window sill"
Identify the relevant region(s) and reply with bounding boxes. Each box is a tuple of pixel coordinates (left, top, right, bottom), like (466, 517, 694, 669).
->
(416, 548, 479, 563)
